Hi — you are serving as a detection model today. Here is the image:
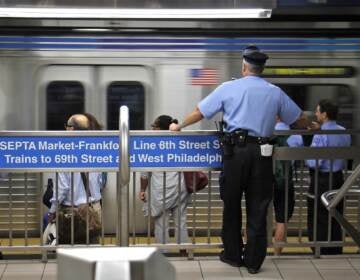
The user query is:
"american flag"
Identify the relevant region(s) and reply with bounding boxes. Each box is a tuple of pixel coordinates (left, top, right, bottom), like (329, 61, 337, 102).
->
(190, 68, 218, 86)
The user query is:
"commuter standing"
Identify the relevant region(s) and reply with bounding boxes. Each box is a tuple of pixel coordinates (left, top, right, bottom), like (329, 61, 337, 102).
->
(306, 99, 351, 254)
(139, 115, 190, 253)
(273, 118, 295, 255)
(273, 111, 318, 255)
(170, 45, 309, 274)
(48, 114, 105, 244)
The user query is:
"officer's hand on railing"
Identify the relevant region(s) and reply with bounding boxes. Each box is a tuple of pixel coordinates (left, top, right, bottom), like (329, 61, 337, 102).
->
(169, 123, 181, 131)
(139, 191, 147, 202)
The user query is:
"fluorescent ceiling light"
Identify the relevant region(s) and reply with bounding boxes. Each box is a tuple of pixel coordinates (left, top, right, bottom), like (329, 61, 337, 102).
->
(0, 8, 271, 19)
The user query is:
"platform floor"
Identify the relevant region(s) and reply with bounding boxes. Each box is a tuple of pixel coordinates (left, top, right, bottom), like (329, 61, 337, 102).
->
(1, 255, 360, 280)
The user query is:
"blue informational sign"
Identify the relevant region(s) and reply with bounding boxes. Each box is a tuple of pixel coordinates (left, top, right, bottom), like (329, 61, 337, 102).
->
(0, 134, 222, 170)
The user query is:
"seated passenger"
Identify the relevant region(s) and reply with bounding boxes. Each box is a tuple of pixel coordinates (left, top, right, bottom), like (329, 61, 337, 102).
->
(139, 115, 190, 253)
(306, 99, 351, 254)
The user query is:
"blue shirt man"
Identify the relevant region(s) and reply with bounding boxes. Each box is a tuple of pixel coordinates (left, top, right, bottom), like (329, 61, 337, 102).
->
(306, 99, 351, 255)
(170, 45, 308, 274)
(199, 76, 301, 137)
(306, 121, 351, 172)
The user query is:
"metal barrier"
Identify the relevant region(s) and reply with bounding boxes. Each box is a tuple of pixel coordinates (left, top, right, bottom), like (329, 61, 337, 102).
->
(0, 107, 359, 259)
(272, 130, 360, 257)
(321, 163, 360, 247)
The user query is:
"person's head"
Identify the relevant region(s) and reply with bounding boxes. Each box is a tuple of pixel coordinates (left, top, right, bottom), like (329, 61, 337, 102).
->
(65, 113, 102, 131)
(83, 112, 103, 130)
(315, 99, 338, 123)
(303, 110, 317, 124)
(151, 115, 178, 130)
(241, 45, 268, 76)
(65, 114, 90, 130)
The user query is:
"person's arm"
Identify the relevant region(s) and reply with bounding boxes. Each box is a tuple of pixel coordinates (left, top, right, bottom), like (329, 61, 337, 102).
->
(139, 176, 149, 202)
(169, 107, 204, 131)
(48, 173, 69, 222)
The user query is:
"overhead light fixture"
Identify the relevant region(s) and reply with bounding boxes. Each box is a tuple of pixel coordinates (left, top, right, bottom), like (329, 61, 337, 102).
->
(72, 28, 112, 32)
(0, 8, 271, 19)
(73, 28, 156, 32)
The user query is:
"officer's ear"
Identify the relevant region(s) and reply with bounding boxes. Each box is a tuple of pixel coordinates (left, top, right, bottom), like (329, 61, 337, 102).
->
(241, 61, 246, 74)
(323, 111, 329, 121)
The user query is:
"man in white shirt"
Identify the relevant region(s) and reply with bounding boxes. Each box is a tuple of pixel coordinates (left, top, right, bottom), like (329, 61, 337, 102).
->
(48, 114, 105, 244)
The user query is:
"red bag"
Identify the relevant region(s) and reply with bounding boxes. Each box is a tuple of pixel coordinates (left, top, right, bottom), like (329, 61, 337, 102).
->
(183, 171, 209, 193)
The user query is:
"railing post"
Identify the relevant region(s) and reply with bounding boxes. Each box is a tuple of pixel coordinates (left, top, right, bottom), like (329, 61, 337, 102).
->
(118, 106, 130, 246)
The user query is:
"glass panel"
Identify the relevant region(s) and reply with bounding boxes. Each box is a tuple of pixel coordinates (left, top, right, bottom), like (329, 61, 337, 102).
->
(46, 81, 85, 130)
(107, 82, 145, 130)
(278, 85, 354, 128)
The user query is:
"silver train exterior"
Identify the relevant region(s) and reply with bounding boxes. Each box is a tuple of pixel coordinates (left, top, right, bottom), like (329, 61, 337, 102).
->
(0, 35, 359, 236)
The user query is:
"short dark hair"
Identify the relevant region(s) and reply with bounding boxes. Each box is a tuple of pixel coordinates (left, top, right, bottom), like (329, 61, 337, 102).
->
(318, 99, 338, 120)
(245, 62, 264, 75)
(151, 115, 178, 130)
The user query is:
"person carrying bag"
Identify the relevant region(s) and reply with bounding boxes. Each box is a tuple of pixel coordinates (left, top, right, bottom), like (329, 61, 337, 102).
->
(183, 171, 208, 193)
(47, 113, 105, 244)
(57, 173, 102, 244)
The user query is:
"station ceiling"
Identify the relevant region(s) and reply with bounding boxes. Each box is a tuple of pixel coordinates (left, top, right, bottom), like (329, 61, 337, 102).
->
(0, 0, 358, 34)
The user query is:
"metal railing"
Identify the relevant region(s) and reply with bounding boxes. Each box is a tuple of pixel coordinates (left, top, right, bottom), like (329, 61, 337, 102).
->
(321, 163, 360, 247)
(0, 107, 359, 259)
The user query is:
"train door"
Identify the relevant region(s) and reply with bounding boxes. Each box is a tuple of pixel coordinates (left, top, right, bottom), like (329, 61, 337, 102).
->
(36, 65, 151, 130)
(36, 66, 94, 130)
(97, 66, 150, 130)
(97, 66, 151, 234)
(36, 65, 151, 234)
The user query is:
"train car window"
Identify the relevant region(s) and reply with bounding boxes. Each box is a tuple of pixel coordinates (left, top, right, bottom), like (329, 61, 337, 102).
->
(107, 82, 145, 130)
(46, 81, 85, 130)
(278, 84, 354, 128)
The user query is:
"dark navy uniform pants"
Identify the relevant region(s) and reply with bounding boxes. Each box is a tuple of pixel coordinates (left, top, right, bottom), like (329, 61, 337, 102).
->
(307, 170, 344, 255)
(221, 143, 273, 270)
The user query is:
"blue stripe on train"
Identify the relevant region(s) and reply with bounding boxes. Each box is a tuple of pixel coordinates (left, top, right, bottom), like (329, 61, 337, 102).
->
(0, 37, 359, 51)
(0, 37, 360, 44)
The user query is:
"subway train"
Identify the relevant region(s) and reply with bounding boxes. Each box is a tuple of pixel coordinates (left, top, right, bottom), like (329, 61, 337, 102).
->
(0, 26, 359, 237)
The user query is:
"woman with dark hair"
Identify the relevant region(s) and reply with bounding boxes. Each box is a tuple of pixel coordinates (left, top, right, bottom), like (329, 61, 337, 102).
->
(139, 115, 190, 251)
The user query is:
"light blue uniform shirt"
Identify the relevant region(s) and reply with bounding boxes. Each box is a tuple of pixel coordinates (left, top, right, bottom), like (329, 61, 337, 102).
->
(198, 76, 301, 137)
(306, 121, 351, 172)
(275, 122, 301, 148)
(275, 121, 290, 131)
(287, 135, 304, 147)
(275, 122, 304, 147)
(49, 172, 104, 213)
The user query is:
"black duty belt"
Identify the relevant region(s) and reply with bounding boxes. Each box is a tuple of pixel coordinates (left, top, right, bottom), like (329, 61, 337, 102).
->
(246, 135, 270, 145)
(219, 129, 270, 146)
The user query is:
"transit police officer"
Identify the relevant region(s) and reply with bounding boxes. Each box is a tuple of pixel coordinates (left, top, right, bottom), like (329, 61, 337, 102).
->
(170, 45, 309, 274)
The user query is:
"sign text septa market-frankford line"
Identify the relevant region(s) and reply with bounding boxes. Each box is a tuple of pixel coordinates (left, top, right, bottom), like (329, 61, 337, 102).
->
(0, 135, 222, 169)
